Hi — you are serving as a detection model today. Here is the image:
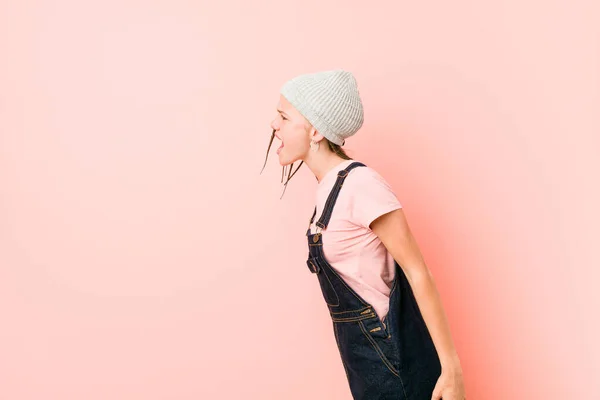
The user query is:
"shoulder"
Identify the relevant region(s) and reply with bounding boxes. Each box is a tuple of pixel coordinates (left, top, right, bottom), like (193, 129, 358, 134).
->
(346, 164, 394, 190)
(344, 163, 401, 205)
(343, 163, 402, 228)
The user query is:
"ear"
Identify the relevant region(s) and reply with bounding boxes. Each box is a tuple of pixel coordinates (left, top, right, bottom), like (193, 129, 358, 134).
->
(308, 127, 325, 143)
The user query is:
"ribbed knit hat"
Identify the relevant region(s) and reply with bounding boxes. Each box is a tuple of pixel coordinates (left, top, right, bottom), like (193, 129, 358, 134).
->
(280, 69, 364, 146)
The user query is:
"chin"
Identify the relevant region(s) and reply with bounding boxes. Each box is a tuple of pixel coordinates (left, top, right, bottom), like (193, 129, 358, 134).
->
(278, 153, 301, 166)
(278, 146, 308, 166)
(277, 152, 289, 166)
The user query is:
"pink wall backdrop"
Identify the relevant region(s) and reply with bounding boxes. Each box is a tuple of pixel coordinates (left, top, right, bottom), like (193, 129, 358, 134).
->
(1, 0, 598, 399)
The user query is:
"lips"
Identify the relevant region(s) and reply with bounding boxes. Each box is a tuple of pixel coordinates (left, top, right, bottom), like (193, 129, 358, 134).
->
(277, 142, 284, 154)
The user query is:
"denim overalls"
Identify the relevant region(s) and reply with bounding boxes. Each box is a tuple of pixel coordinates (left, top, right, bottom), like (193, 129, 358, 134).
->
(305, 161, 442, 400)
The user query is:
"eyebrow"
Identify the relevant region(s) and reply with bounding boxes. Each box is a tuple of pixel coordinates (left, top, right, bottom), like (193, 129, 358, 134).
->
(277, 109, 289, 116)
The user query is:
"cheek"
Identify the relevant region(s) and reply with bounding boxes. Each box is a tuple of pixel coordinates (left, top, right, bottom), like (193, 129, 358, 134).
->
(288, 135, 308, 151)
(288, 126, 309, 147)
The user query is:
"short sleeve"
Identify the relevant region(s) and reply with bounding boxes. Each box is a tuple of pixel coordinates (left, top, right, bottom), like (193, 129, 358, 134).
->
(348, 168, 402, 229)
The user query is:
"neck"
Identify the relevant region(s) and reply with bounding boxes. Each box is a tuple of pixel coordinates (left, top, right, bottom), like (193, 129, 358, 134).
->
(304, 152, 349, 184)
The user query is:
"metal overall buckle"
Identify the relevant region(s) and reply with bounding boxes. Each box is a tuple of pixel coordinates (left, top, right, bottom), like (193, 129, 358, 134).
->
(306, 258, 320, 274)
(312, 223, 324, 243)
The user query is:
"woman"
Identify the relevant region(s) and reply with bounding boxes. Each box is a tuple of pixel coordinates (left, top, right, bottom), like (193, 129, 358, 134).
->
(261, 70, 466, 400)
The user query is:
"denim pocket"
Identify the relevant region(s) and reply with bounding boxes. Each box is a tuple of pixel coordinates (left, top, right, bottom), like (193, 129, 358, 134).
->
(358, 320, 400, 378)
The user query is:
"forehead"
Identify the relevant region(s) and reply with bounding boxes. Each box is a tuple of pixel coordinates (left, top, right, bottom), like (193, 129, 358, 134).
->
(277, 94, 310, 128)
(278, 94, 293, 111)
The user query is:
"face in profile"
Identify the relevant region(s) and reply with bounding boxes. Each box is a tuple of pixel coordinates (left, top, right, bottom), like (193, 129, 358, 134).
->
(270, 95, 314, 166)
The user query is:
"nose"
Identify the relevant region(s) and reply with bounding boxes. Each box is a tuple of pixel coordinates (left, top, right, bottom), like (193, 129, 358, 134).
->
(271, 120, 282, 140)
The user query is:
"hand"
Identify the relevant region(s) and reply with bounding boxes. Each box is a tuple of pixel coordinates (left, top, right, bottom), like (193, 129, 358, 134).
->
(431, 368, 466, 400)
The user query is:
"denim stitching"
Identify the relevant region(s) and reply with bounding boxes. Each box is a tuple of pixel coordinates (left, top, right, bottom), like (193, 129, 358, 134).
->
(330, 306, 371, 315)
(358, 321, 404, 384)
(318, 265, 340, 307)
(331, 313, 377, 323)
(333, 323, 351, 384)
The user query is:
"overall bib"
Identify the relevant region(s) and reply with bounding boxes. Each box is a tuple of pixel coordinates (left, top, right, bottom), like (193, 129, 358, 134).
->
(305, 161, 442, 400)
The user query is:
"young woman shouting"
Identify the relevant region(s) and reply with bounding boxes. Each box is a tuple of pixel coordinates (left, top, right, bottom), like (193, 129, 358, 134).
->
(261, 69, 466, 400)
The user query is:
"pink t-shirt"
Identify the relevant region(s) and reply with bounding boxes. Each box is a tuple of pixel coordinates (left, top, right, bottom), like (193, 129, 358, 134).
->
(309, 159, 402, 322)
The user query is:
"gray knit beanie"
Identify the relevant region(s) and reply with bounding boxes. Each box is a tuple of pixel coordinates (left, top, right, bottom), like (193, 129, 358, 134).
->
(280, 69, 364, 146)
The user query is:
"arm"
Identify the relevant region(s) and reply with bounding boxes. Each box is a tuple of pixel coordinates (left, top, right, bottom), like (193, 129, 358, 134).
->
(370, 208, 463, 375)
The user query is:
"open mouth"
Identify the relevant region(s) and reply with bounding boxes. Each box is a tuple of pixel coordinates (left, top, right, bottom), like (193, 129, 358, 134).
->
(277, 142, 284, 154)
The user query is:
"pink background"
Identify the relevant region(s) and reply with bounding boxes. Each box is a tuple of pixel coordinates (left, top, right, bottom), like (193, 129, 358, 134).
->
(1, 0, 598, 399)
